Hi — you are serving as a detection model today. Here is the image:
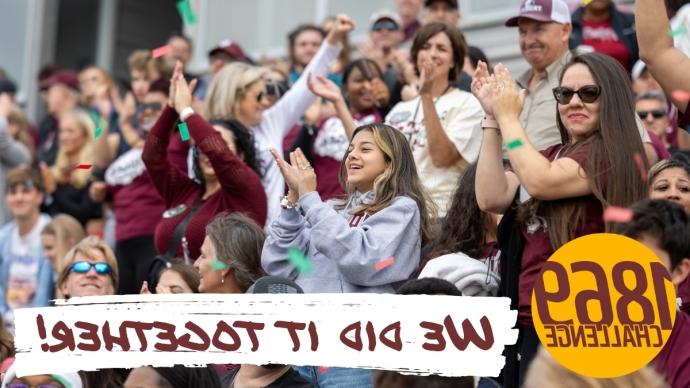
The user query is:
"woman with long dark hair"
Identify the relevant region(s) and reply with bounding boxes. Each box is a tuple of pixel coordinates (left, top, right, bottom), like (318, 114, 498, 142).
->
(474, 52, 648, 381)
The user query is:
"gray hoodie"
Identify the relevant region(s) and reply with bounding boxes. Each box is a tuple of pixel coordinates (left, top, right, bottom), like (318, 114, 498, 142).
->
(262, 190, 421, 293)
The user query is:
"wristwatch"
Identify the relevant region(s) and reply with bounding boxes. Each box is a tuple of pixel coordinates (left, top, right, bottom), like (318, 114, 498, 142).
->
(281, 196, 300, 210)
(481, 116, 499, 129)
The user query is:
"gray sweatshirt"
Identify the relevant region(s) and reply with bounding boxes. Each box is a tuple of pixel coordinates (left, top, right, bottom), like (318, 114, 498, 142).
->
(0, 117, 31, 226)
(261, 191, 421, 294)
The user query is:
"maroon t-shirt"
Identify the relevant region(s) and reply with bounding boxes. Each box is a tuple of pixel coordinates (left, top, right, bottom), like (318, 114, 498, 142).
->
(518, 143, 606, 328)
(107, 165, 165, 243)
(142, 106, 267, 260)
(654, 310, 690, 388)
(581, 18, 631, 71)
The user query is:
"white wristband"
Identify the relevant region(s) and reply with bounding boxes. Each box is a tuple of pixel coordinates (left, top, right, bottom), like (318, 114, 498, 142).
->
(180, 107, 195, 121)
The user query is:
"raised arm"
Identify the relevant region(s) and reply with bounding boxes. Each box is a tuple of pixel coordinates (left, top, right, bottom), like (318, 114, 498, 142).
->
(473, 62, 520, 213)
(636, 0, 690, 112)
(307, 74, 357, 139)
(419, 59, 464, 167)
(263, 15, 353, 139)
(490, 65, 591, 200)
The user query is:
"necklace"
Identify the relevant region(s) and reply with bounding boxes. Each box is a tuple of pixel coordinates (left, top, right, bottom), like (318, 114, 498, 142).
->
(411, 84, 452, 123)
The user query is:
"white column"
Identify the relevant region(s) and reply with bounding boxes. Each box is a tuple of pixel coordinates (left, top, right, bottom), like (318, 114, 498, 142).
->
(95, 0, 118, 71)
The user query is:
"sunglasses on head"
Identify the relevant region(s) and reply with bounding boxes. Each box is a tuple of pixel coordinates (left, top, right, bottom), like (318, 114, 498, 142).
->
(637, 109, 666, 119)
(552, 85, 601, 105)
(70, 261, 112, 275)
(372, 20, 399, 32)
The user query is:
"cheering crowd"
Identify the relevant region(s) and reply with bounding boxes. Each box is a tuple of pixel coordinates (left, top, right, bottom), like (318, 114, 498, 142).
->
(0, 0, 690, 386)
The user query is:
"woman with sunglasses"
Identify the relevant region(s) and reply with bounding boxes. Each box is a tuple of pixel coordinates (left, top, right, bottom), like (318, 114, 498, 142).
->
(204, 15, 353, 223)
(473, 52, 647, 381)
(89, 80, 170, 295)
(143, 62, 266, 269)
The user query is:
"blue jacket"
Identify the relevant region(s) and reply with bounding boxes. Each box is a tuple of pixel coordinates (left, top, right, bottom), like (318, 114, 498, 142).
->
(0, 214, 54, 327)
(569, 4, 638, 72)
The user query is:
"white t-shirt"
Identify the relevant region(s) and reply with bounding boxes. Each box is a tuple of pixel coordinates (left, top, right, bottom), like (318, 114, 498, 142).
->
(385, 88, 484, 216)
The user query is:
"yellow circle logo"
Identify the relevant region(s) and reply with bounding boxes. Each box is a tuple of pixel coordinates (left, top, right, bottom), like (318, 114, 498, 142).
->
(532, 233, 677, 378)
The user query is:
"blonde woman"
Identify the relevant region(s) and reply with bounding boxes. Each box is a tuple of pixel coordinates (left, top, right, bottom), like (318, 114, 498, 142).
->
(204, 14, 353, 223)
(40, 214, 85, 272)
(39, 110, 102, 226)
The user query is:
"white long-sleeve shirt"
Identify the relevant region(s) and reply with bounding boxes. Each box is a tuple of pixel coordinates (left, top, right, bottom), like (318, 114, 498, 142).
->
(252, 41, 342, 223)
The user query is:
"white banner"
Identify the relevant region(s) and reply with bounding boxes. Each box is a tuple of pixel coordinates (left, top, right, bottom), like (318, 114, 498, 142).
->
(14, 294, 517, 377)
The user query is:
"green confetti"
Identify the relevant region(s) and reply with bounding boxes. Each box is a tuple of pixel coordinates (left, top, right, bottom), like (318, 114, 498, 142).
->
(178, 122, 190, 141)
(89, 111, 102, 127)
(176, 0, 197, 26)
(287, 248, 313, 274)
(95, 127, 103, 139)
(211, 260, 229, 270)
(669, 27, 687, 37)
(506, 139, 524, 150)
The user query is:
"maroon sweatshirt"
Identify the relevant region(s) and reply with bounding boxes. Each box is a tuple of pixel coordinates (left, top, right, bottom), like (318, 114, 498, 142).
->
(142, 106, 267, 260)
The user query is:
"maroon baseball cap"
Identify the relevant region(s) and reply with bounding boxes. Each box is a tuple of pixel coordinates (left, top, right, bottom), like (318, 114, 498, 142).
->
(505, 0, 572, 27)
(39, 69, 80, 92)
(209, 39, 250, 63)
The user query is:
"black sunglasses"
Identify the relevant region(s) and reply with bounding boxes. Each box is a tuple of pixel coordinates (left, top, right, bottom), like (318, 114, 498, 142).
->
(552, 85, 601, 105)
(372, 20, 399, 32)
(137, 102, 163, 113)
(637, 109, 666, 119)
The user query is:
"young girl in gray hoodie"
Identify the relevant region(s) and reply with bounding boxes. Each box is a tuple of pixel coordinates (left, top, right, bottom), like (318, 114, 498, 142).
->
(262, 123, 434, 294)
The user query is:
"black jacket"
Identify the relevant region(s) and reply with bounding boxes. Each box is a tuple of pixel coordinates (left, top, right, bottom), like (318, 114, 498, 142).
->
(569, 4, 638, 72)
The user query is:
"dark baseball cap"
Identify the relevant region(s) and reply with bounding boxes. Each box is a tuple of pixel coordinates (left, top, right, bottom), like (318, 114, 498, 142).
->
(424, 0, 459, 10)
(505, 0, 572, 27)
(0, 78, 17, 95)
(209, 39, 250, 63)
(247, 276, 304, 294)
(39, 69, 80, 92)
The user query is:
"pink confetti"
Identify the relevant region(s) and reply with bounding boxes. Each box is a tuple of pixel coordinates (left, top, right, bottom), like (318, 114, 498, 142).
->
(318, 366, 329, 374)
(672, 90, 690, 102)
(603, 206, 634, 223)
(633, 153, 648, 181)
(152, 44, 172, 59)
(375, 256, 395, 272)
(76, 164, 92, 170)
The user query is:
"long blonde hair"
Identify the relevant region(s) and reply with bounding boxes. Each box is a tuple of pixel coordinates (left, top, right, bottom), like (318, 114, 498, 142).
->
(204, 62, 267, 120)
(337, 124, 436, 244)
(51, 110, 95, 189)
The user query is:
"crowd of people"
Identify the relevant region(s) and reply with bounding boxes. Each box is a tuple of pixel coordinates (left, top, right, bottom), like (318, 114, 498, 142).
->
(0, 0, 690, 386)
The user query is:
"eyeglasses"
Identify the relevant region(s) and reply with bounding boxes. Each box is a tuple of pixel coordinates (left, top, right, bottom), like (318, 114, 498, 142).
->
(552, 85, 601, 105)
(70, 261, 112, 275)
(9, 384, 64, 388)
(637, 109, 666, 119)
(372, 20, 399, 32)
